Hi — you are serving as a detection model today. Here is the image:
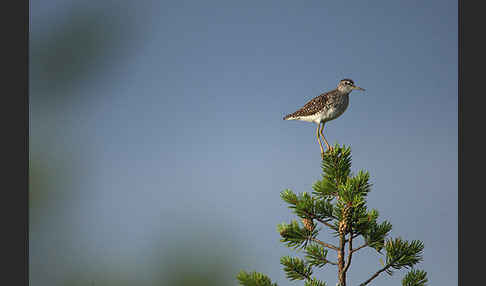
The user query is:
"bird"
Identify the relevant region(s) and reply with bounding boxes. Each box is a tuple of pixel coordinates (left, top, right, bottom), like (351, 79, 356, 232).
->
(283, 79, 365, 158)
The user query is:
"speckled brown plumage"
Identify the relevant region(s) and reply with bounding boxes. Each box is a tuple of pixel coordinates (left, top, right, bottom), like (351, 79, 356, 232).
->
(283, 89, 338, 120)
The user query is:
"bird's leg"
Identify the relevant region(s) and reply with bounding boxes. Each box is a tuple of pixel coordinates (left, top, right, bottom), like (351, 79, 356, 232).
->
(316, 122, 325, 158)
(320, 122, 332, 152)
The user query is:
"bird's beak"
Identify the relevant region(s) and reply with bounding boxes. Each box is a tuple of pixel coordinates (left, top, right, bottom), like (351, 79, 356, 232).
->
(352, 85, 365, 91)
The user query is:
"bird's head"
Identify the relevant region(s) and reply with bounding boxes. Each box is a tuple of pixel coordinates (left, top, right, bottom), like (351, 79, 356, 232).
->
(337, 78, 365, 93)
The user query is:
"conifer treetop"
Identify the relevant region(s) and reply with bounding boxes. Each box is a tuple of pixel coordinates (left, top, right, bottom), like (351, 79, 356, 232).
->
(237, 144, 428, 286)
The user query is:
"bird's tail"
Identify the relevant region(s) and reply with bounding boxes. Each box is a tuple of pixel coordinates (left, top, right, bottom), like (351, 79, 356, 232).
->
(283, 113, 296, 120)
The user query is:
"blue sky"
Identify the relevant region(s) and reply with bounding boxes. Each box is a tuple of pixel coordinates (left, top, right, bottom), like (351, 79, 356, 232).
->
(30, 1, 457, 285)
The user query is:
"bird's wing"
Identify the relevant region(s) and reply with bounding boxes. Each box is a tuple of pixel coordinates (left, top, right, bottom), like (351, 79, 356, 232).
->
(284, 90, 335, 119)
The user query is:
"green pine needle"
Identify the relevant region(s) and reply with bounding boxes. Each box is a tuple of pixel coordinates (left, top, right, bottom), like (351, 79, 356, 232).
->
(402, 269, 428, 286)
(305, 277, 327, 286)
(305, 244, 330, 268)
(385, 238, 425, 272)
(280, 256, 313, 281)
(277, 220, 317, 249)
(364, 220, 393, 253)
(236, 271, 278, 286)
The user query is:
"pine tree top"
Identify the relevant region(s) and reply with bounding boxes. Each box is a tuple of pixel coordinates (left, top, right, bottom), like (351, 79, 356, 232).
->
(238, 144, 427, 286)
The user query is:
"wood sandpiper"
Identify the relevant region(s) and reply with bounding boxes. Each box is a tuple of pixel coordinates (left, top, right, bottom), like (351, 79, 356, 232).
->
(283, 79, 365, 158)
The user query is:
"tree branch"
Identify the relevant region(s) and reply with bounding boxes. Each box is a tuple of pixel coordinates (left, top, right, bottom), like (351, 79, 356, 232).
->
(343, 231, 353, 274)
(359, 264, 391, 286)
(344, 233, 359, 242)
(325, 259, 338, 266)
(351, 243, 369, 253)
(311, 238, 339, 251)
(315, 218, 337, 230)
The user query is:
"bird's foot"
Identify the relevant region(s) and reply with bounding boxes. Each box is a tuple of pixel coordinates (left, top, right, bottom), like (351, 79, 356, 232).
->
(321, 147, 333, 159)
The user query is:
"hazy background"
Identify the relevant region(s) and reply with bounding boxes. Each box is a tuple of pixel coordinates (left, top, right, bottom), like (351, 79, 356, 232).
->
(30, 1, 457, 285)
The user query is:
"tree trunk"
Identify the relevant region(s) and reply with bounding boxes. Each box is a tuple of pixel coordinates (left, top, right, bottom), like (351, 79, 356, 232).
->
(337, 232, 346, 286)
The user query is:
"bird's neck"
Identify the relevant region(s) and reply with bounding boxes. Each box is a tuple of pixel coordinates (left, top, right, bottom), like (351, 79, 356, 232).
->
(336, 86, 352, 94)
(336, 88, 351, 96)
